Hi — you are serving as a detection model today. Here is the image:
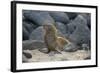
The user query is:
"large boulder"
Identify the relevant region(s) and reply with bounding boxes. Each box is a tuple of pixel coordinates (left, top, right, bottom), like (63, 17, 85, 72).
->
(80, 13, 91, 29)
(66, 20, 76, 35)
(69, 15, 90, 46)
(73, 14, 87, 26)
(22, 54, 28, 62)
(23, 21, 37, 33)
(66, 15, 88, 35)
(23, 51, 32, 58)
(23, 40, 46, 50)
(23, 10, 55, 25)
(49, 12, 69, 24)
(23, 27, 30, 40)
(29, 26, 44, 41)
(55, 22, 67, 34)
(69, 25, 90, 46)
(66, 12, 78, 19)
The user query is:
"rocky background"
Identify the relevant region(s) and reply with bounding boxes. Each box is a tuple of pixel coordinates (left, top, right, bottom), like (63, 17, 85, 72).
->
(22, 10, 91, 63)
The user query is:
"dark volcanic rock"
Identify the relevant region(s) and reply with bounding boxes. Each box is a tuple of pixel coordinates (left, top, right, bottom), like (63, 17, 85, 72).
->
(66, 12, 78, 19)
(23, 15, 26, 21)
(69, 15, 90, 45)
(23, 21, 37, 33)
(66, 15, 88, 35)
(66, 21, 77, 35)
(55, 22, 67, 34)
(22, 54, 28, 62)
(23, 10, 55, 25)
(23, 52, 32, 58)
(74, 15, 87, 26)
(23, 27, 29, 40)
(23, 40, 46, 50)
(80, 13, 91, 29)
(49, 12, 69, 24)
(69, 26, 90, 46)
(29, 26, 44, 41)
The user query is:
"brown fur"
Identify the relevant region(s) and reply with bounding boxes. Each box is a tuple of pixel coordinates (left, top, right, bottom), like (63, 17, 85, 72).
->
(57, 37, 71, 51)
(43, 24, 70, 53)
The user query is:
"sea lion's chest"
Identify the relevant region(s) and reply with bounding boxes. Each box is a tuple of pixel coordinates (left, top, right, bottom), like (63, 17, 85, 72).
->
(45, 33, 57, 43)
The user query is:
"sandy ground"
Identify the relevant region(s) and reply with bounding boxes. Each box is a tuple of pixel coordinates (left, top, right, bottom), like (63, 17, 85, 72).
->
(23, 49, 91, 63)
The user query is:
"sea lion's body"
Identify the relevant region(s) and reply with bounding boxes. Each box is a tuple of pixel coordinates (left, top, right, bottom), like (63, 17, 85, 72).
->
(43, 24, 70, 53)
(43, 24, 58, 53)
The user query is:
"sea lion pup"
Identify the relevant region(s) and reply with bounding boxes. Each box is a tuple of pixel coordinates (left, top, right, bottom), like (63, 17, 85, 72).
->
(43, 24, 71, 54)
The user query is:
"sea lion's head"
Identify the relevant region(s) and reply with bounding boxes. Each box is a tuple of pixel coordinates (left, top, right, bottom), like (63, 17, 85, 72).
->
(43, 24, 57, 34)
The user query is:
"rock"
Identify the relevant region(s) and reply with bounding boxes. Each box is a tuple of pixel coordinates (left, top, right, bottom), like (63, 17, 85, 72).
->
(23, 10, 55, 25)
(23, 27, 29, 40)
(74, 15, 87, 26)
(23, 51, 32, 58)
(66, 20, 77, 35)
(81, 44, 90, 50)
(23, 21, 37, 33)
(38, 12, 55, 25)
(80, 13, 91, 29)
(66, 15, 88, 35)
(66, 12, 78, 19)
(22, 54, 28, 62)
(84, 56, 91, 60)
(29, 26, 44, 41)
(23, 40, 46, 50)
(63, 43, 78, 52)
(69, 15, 90, 45)
(55, 22, 67, 34)
(39, 48, 48, 53)
(23, 15, 26, 21)
(49, 12, 69, 24)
